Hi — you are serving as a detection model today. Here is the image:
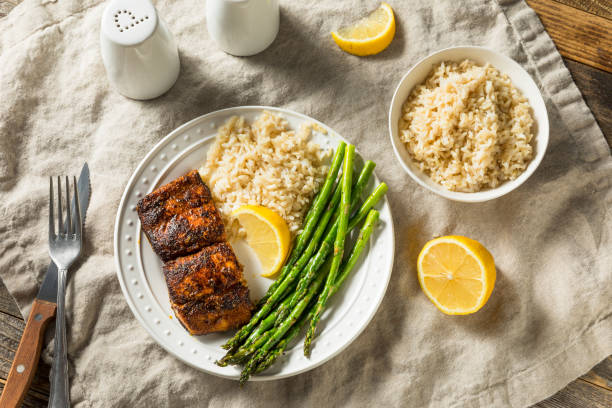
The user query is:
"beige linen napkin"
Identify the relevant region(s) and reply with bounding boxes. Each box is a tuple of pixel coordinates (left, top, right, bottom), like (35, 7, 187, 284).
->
(0, 0, 610, 406)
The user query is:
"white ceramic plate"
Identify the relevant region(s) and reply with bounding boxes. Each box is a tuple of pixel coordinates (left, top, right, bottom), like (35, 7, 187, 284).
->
(114, 106, 395, 381)
(389, 46, 549, 202)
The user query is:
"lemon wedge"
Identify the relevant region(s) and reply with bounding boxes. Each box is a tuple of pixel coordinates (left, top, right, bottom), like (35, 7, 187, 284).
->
(233, 205, 291, 277)
(331, 2, 396, 56)
(417, 236, 496, 315)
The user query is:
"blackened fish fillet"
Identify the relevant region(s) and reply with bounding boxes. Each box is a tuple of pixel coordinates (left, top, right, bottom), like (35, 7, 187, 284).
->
(163, 243, 252, 334)
(137, 170, 226, 262)
(137, 170, 252, 335)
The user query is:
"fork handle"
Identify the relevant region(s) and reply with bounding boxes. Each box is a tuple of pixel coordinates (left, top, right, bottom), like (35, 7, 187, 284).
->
(49, 268, 70, 408)
(0, 299, 56, 407)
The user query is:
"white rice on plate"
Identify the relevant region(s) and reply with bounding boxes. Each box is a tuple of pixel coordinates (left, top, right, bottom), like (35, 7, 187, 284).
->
(399, 59, 535, 192)
(200, 111, 329, 238)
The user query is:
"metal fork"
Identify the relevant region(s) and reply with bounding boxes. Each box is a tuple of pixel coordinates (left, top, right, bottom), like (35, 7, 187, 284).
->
(48, 176, 82, 408)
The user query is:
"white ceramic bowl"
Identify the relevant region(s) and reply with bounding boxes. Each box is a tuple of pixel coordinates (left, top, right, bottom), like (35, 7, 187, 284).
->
(388, 46, 549, 202)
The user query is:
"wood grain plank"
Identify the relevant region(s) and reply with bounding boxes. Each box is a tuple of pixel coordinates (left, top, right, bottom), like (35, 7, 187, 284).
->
(581, 358, 612, 391)
(0, 277, 24, 319)
(0, 380, 47, 408)
(552, 0, 612, 19)
(527, 0, 612, 72)
(534, 377, 612, 407)
(563, 59, 612, 142)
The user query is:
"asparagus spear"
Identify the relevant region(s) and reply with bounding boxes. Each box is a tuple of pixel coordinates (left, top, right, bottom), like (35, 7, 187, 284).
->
(226, 144, 344, 351)
(254, 206, 317, 309)
(295, 181, 388, 292)
(223, 146, 357, 351)
(274, 160, 375, 326)
(299, 184, 387, 354)
(290, 161, 375, 300)
(225, 328, 274, 365)
(226, 177, 387, 365)
(287, 142, 346, 264)
(222, 238, 323, 350)
(255, 210, 381, 375)
(223, 258, 333, 366)
(346, 182, 387, 230)
(216, 292, 294, 366)
(271, 181, 343, 327)
(254, 142, 346, 310)
(237, 182, 386, 372)
(304, 145, 354, 356)
(240, 269, 329, 385)
(222, 199, 340, 351)
(330, 210, 380, 298)
(219, 274, 303, 365)
(347, 160, 376, 214)
(254, 304, 312, 374)
(245, 178, 342, 341)
(269, 180, 388, 334)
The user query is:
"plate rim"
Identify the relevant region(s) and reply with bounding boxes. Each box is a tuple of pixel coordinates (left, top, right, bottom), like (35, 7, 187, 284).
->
(113, 105, 395, 381)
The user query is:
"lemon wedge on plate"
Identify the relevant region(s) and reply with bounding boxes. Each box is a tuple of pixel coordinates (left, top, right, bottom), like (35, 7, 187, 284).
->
(233, 205, 291, 277)
(331, 2, 396, 56)
(417, 236, 496, 315)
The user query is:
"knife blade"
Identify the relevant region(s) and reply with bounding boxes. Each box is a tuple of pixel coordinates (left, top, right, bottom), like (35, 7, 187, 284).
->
(0, 163, 91, 407)
(37, 163, 91, 302)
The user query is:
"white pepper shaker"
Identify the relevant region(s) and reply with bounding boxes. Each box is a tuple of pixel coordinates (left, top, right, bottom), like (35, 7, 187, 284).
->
(100, 0, 180, 100)
(206, 0, 279, 56)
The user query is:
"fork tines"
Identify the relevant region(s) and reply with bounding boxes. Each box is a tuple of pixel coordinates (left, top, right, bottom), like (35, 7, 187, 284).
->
(49, 176, 81, 240)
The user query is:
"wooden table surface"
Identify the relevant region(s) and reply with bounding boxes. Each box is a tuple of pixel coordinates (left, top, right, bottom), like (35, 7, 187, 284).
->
(0, 0, 610, 406)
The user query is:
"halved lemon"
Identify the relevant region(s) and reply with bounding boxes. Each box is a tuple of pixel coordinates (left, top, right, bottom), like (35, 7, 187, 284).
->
(417, 236, 496, 315)
(233, 205, 291, 277)
(331, 2, 396, 56)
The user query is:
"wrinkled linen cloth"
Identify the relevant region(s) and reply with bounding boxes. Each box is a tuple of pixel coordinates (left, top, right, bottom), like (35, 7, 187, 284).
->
(0, 0, 610, 407)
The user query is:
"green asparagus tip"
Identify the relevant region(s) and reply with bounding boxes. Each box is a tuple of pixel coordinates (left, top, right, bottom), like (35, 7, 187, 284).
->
(239, 370, 250, 386)
(215, 359, 228, 367)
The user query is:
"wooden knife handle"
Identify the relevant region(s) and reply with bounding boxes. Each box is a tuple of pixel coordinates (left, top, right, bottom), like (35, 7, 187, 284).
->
(0, 299, 56, 408)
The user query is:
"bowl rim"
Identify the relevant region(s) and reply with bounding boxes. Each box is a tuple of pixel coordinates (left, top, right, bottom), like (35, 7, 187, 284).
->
(388, 45, 549, 203)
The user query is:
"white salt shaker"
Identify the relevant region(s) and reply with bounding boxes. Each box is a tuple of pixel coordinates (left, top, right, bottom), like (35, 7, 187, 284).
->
(100, 0, 180, 100)
(206, 0, 279, 56)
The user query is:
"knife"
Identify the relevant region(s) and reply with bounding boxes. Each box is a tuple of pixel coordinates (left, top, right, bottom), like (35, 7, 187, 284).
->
(0, 163, 91, 408)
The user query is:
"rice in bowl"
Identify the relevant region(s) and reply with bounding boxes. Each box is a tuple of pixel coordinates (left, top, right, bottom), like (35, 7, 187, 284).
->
(399, 59, 535, 192)
(200, 111, 329, 238)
